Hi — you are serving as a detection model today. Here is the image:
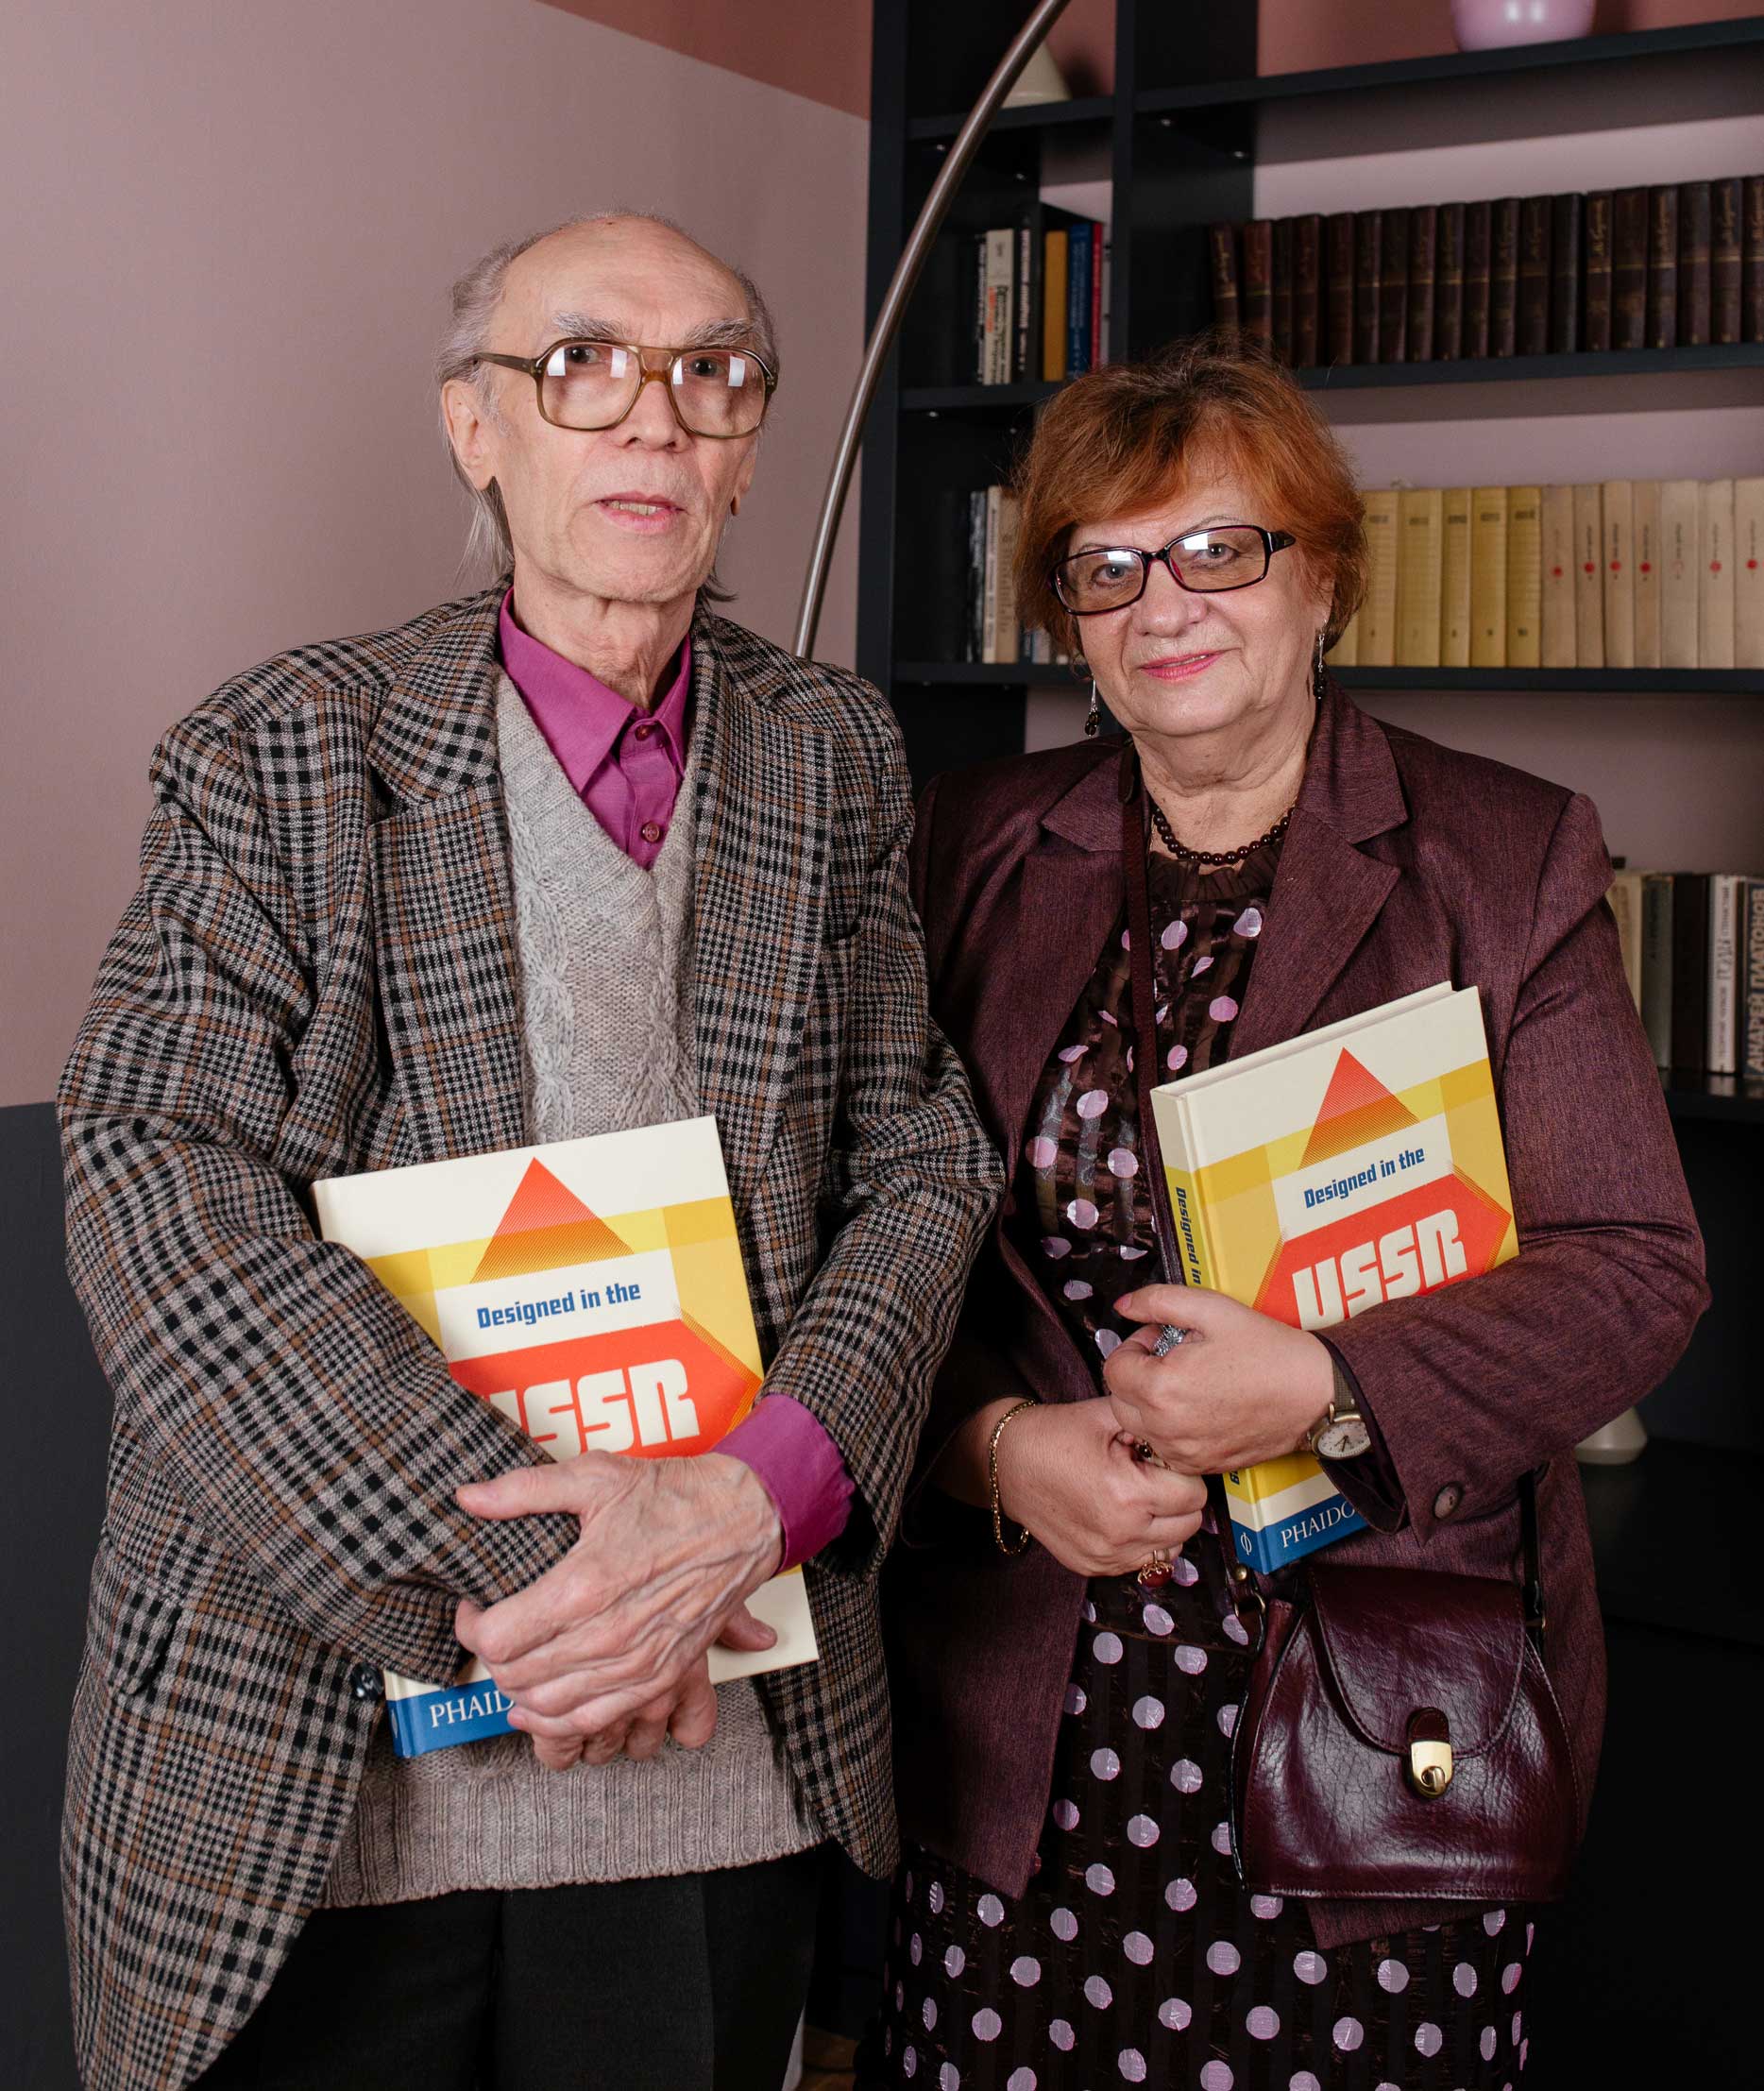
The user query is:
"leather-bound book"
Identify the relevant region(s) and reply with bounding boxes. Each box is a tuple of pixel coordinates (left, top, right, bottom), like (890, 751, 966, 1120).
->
(1242, 219, 1274, 343)
(1517, 196, 1552, 356)
(1405, 206, 1438, 363)
(1292, 214, 1321, 366)
(1489, 197, 1520, 357)
(1647, 185, 1679, 349)
(1435, 201, 1466, 360)
(1208, 223, 1241, 331)
(1379, 206, 1410, 362)
(1710, 178, 1741, 345)
(1746, 177, 1764, 343)
(1612, 187, 1649, 349)
(1549, 193, 1583, 354)
(1271, 217, 1295, 363)
(1352, 212, 1382, 364)
(1463, 200, 1493, 358)
(1677, 179, 1712, 347)
(1583, 192, 1613, 351)
(1325, 212, 1355, 364)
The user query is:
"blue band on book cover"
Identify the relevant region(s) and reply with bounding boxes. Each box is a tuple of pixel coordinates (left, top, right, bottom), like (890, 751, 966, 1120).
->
(388, 1678, 517, 1757)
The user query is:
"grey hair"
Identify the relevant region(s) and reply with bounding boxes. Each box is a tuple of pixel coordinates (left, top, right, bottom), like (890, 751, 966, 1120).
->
(434, 212, 780, 592)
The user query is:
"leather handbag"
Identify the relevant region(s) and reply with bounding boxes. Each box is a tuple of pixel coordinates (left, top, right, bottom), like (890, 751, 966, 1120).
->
(1119, 749, 1582, 1904)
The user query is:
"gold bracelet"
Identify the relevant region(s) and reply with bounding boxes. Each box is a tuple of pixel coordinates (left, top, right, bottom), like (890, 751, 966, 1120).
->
(988, 1399, 1039, 1556)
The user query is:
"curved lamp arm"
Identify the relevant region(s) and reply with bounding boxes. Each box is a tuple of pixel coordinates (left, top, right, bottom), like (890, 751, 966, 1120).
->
(792, 0, 1076, 659)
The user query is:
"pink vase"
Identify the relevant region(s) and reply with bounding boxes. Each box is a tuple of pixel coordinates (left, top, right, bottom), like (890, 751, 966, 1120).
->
(1450, 0, 1598, 50)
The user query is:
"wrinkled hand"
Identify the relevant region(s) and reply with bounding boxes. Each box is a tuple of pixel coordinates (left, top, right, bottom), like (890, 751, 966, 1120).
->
(453, 1451, 782, 1770)
(1103, 1284, 1334, 1473)
(993, 1397, 1208, 1579)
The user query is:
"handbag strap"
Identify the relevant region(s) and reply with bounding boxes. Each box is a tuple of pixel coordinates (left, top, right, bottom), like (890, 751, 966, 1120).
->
(1115, 742, 1548, 1646)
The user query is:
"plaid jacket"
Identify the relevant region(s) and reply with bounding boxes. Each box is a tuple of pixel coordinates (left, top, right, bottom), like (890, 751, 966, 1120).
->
(58, 586, 1003, 2091)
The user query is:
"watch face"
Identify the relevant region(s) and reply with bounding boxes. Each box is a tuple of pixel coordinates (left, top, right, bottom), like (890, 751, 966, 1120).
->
(1317, 1416, 1372, 1461)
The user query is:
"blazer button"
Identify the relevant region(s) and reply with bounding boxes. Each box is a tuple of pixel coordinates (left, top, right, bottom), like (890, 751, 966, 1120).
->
(1433, 1484, 1464, 1520)
(347, 1662, 384, 1703)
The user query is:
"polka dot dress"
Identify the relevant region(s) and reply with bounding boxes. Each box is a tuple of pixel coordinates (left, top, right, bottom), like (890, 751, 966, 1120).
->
(861, 844, 1536, 2090)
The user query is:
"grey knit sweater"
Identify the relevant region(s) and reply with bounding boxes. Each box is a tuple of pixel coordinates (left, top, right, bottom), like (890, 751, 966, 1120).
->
(321, 674, 820, 1906)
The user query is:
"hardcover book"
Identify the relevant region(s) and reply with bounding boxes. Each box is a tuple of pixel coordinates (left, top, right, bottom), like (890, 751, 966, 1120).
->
(1540, 484, 1577, 668)
(1708, 874, 1743, 1079)
(1489, 197, 1520, 357)
(1379, 207, 1410, 363)
(1397, 487, 1444, 667)
(1436, 200, 1467, 361)
(1699, 478, 1737, 669)
(1671, 872, 1712, 1072)
(1325, 212, 1356, 364)
(1241, 219, 1273, 349)
(1358, 488, 1400, 665)
(1548, 192, 1582, 354)
(1147, 983, 1518, 1572)
(1602, 480, 1636, 670)
(1517, 196, 1552, 357)
(1737, 477, 1764, 670)
(1209, 222, 1240, 333)
(1405, 205, 1437, 365)
(1607, 869, 1646, 1014)
(1641, 874, 1675, 1068)
(1711, 177, 1742, 345)
(1612, 186, 1650, 350)
(1506, 484, 1542, 668)
(1745, 176, 1764, 343)
(1633, 480, 1663, 670)
(1660, 478, 1702, 669)
(1293, 212, 1322, 366)
(1583, 191, 1613, 351)
(1677, 179, 1713, 348)
(1271, 216, 1295, 364)
(1441, 487, 1474, 667)
(1463, 199, 1493, 359)
(1352, 212, 1382, 364)
(313, 1118, 820, 1757)
(1469, 485, 1509, 668)
(1647, 185, 1679, 349)
(1742, 878, 1764, 1080)
(1572, 483, 1605, 670)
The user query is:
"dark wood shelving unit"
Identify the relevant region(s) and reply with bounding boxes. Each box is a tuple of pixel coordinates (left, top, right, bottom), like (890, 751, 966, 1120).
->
(1296, 341, 1764, 389)
(1661, 1067, 1764, 1125)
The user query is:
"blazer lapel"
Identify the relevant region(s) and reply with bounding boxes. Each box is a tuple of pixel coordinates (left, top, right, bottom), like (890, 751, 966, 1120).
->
(688, 620, 831, 1209)
(367, 588, 529, 1165)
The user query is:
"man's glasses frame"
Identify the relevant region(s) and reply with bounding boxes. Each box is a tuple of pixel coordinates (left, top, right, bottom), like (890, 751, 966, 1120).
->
(471, 338, 778, 439)
(1053, 524, 1297, 615)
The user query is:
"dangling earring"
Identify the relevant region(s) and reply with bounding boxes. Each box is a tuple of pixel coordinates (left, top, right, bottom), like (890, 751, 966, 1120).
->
(1084, 680, 1102, 739)
(1313, 629, 1327, 701)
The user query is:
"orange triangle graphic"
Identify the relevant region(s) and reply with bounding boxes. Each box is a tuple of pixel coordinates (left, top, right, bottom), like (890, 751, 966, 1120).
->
(1299, 1049, 1418, 1168)
(471, 1160, 632, 1283)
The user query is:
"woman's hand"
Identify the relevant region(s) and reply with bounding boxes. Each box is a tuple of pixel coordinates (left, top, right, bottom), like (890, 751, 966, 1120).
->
(1103, 1284, 1335, 1473)
(992, 1397, 1209, 1579)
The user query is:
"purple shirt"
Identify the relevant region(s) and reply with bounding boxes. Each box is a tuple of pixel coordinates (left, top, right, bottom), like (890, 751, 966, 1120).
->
(497, 590, 853, 1572)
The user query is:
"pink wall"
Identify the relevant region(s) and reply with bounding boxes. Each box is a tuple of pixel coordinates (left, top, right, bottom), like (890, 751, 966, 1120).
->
(540, 0, 872, 117)
(1258, 0, 1764, 73)
(0, 0, 867, 1108)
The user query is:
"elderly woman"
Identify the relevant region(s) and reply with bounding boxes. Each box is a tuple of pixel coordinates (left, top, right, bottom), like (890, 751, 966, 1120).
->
(863, 338, 1706, 2091)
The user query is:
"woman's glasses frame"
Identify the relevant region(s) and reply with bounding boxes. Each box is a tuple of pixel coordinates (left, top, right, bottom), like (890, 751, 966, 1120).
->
(1053, 525, 1298, 616)
(470, 339, 778, 439)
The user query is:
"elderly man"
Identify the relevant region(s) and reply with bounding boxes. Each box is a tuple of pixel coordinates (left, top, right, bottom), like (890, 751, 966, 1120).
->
(59, 212, 1001, 2091)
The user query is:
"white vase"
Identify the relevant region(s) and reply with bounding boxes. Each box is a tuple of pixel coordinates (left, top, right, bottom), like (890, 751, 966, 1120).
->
(1450, 0, 1598, 51)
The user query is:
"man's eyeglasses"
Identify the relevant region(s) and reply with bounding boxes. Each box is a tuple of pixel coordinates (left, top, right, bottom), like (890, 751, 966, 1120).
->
(472, 339, 777, 439)
(1053, 524, 1297, 615)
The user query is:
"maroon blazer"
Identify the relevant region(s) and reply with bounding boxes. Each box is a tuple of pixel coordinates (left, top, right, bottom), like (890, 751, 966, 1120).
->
(889, 682, 1707, 1948)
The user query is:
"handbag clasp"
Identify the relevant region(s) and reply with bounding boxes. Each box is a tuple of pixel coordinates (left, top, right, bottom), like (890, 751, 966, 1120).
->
(1406, 1707, 1453, 1798)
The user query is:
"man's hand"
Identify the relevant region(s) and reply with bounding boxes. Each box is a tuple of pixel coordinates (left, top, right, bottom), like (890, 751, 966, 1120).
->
(1103, 1284, 1334, 1472)
(453, 1450, 783, 1765)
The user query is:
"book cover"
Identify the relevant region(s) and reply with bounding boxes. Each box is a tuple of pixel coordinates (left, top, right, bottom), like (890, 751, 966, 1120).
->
(1379, 206, 1410, 363)
(1708, 874, 1742, 1079)
(1489, 198, 1520, 357)
(1358, 488, 1400, 666)
(1506, 484, 1542, 669)
(1699, 478, 1736, 669)
(1612, 186, 1650, 350)
(1541, 484, 1577, 669)
(1736, 477, 1764, 671)
(1572, 484, 1605, 671)
(1607, 869, 1646, 1015)
(1441, 487, 1474, 667)
(1293, 212, 1322, 366)
(1583, 191, 1613, 351)
(1325, 212, 1355, 364)
(1352, 211, 1382, 364)
(983, 227, 1013, 383)
(1463, 199, 1493, 358)
(1469, 485, 1509, 668)
(1517, 195, 1552, 357)
(1091, 223, 1108, 366)
(1660, 478, 1702, 668)
(1271, 216, 1295, 364)
(965, 490, 987, 662)
(1148, 983, 1518, 1572)
(1677, 179, 1713, 348)
(1548, 192, 1582, 354)
(1640, 873, 1675, 1068)
(1240, 219, 1272, 350)
(1633, 480, 1663, 670)
(986, 487, 1021, 666)
(1746, 176, 1764, 344)
(980, 485, 1002, 662)
(1742, 878, 1764, 1080)
(312, 1119, 820, 1758)
(1397, 487, 1444, 667)
(1436, 200, 1467, 360)
(1043, 229, 1070, 381)
(1209, 222, 1240, 332)
(1068, 218, 1095, 372)
(1711, 177, 1742, 345)
(1601, 480, 1636, 670)
(1647, 185, 1679, 349)
(1406, 205, 1437, 364)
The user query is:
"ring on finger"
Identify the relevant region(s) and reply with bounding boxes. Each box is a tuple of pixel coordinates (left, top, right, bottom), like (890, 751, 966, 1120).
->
(1135, 1547, 1174, 1590)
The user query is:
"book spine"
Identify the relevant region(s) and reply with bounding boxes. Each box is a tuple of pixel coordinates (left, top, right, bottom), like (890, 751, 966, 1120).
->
(1068, 220, 1093, 372)
(1463, 199, 1492, 359)
(1671, 872, 1711, 1072)
(1736, 477, 1764, 671)
(1746, 176, 1764, 344)
(1677, 178, 1712, 348)
(993, 489, 1021, 666)
(1099, 234, 1112, 364)
(1397, 487, 1445, 667)
(1271, 216, 1294, 363)
(1358, 489, 1400, 666)
(1469, 485, 1508, 668)
(1612, 186, 1650, 350)
(1014, 219, 1033, 382)
(1352, 212, 1382, 363)
(1708, 874, 1739, 1079)
(1583, 191, 1613, 351)
(1489, 197, 1519, 357)
(1405, 205, 1437, 365)
(1435, 200, 1466, 361)
(1711, 177, 1742, 346)
(1602, 480, 1636, 670)
(1209, 222, 1241, 331)
(1440, 487, 1474, 667)
(1549, 192, 1582, 354)
(1633, 479, 1663, 671)
(1743, 879, 1764, 1080)
(1640, 874, 1674, 1068)
(1091, 224, 1107, 368)
(1647, 184, 1679, 349)
(1378, 207, 1410, 363)
(984, 228, 1013, 383)
(1517, 195, 1552, 357)
(1572, 483, 1605, 670)
(972, 233, 987, 383)
(1660, 478, 1701, 668)
(1506, 485, 1542, 669)
(1240, 219, 1271, 348)
(1699, 477, 1736, 669)
(980, 486, 1001, 662)
(1293, 212, 1321, 366)
(967, 490, 987, 661)
(1540, 484, 1577, 668)
(1043, 230, 1070, 382)
(1325, 212, 1355, 364)
(1608, 871, 1645, 1014)
(1162, 1161, 1217, 1290)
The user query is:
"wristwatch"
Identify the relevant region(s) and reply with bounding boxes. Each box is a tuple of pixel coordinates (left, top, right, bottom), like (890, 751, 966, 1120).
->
(1303, 1396, 1371, 1461)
